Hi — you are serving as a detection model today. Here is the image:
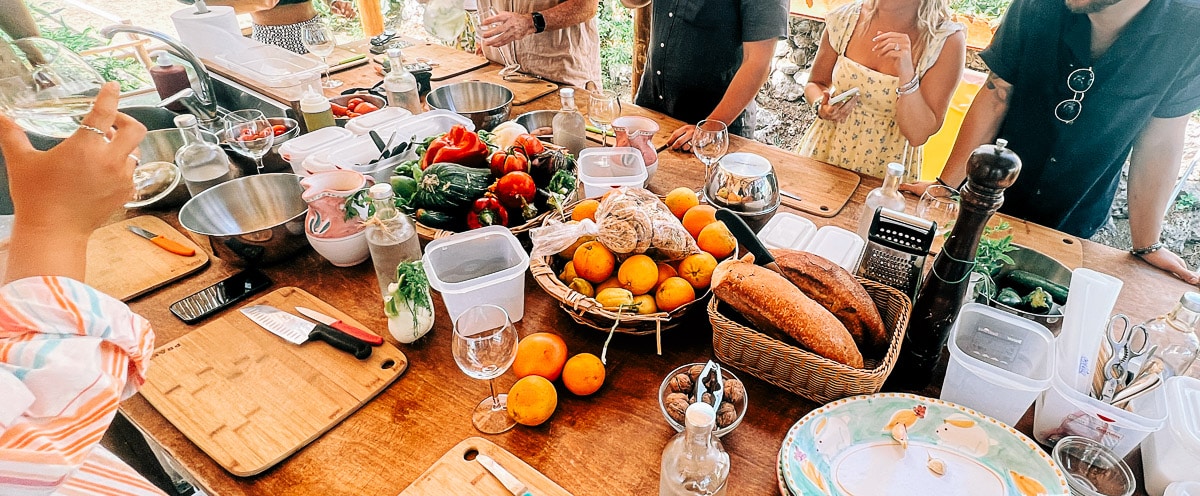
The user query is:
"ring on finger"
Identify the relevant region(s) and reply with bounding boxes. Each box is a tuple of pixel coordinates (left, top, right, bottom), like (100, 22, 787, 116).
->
(893, 44, 900, 51)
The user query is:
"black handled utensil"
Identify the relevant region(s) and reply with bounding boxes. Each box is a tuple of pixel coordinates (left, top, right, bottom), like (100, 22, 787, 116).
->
(715, 208, 780, 273)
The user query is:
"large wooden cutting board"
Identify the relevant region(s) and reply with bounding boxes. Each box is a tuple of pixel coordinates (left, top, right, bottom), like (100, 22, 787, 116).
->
(447, 65, 561, 106)
(141, 287, 407, 477)
(993, 214, 1085, 269)
(400, 437, 572, 495)
(398, 37, 490, 81)
(85, 216, 208, 301)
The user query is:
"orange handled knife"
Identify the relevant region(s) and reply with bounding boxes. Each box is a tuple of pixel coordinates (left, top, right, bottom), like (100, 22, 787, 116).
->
(128, 226, 195, 256)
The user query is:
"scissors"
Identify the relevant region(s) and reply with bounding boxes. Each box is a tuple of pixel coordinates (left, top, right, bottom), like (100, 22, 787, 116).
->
(1099, 314, 1150, 402)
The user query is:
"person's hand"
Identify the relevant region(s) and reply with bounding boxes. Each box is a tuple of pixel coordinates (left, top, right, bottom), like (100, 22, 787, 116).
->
(899, 180, 935, 196)
(1138, 248, 1200, 285)
(872, 31, 915, 81)
(816, 91, 859, 123)
(329, 0, 356, 18)
(667, 124, 695, 152)
(0, 82, 145, 238)
(480, 11, 536, 47)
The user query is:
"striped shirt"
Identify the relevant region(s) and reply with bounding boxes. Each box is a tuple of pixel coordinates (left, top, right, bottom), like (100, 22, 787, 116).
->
(0, 276, 165, 495)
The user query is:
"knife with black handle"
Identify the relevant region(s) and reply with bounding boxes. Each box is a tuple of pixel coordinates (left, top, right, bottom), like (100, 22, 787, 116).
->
(714, 208, 780, 272)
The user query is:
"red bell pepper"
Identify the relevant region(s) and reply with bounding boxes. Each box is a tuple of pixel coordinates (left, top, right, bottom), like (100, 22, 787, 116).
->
(420, 124, 490, 169)
(467, 193, 509, 229)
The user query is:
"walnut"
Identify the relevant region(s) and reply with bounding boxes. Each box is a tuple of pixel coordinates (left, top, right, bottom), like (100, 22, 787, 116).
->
(723, 379, 745, 404)
(716, 402, 738, 428)
(665, 392, 688, 405)
(668, 373, 694, 394)
(687, 364, 705, 383)
(665, 396, 689, 424)
(701, 392, 714, 406)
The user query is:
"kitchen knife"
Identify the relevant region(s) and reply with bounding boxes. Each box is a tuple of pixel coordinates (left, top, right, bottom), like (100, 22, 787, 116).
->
(714, 208, 780, 273)
(295, 306, 384, 346)
(476, 454, 533, 496)
(128, 226, 196, 256)
(240, 305, 372, 359)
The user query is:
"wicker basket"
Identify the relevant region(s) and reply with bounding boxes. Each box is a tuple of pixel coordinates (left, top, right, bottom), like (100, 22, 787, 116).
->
(708, 278, 911, 404)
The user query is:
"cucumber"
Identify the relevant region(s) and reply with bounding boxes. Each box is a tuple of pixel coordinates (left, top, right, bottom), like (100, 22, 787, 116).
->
(1005, 269, 1069, 304)
(416, 209, 458, 230)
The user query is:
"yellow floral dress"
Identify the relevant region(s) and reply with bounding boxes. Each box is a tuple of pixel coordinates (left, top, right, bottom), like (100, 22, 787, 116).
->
(797, 2, 963, 181)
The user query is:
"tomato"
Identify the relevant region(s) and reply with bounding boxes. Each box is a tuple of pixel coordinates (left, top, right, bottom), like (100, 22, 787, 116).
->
(346, 97, 364, 109)
(353, 102, 379, 114)
(272, 124, 288, 136)
(489, 149, 528, 177)
(513, 134, 544, 157)
(494, 171, 537, 210)
(331, 103, 348, 117)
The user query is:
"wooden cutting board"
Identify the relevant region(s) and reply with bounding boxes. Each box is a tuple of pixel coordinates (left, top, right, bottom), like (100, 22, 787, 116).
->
(85, 216, 208, 301)
(141, 287, 407, 477)
(399, 437, 572, 495)
(449, 65, 561, 106)
(993, 214, 1085, 269)
(397, 37, 491, 81)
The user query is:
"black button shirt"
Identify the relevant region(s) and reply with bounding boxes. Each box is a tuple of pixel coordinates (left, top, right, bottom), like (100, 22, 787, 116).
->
(980, 0, 1200, 238)
(633, 0, 788, 137)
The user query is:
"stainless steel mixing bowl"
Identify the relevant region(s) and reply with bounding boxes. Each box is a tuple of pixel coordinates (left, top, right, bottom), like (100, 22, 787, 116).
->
(425, 81, 513, 131)
(178, 173, 309, 266)
(702, 152, 781, 232)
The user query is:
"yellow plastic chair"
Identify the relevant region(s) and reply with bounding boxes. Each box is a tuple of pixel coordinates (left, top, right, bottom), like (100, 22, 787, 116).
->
(920, 69, 987, 181)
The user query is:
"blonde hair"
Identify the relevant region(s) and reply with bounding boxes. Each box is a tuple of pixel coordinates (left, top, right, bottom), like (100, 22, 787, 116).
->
(858, 0, 953, 67)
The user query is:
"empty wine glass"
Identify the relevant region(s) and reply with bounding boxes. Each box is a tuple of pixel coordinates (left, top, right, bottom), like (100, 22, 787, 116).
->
(588, 89, 621, 147)
(917, 184, 961, 237)
(481, 0, 538, 82)
(224, 109, 274, 174)
(693, 119, 729, 187)
(300, 22, 342, 88)
(0, 37, 105, 138)
(452, 304, 519, 434)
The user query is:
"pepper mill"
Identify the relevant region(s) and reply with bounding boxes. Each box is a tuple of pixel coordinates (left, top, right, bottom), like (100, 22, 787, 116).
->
(889, 139, 1021, 390)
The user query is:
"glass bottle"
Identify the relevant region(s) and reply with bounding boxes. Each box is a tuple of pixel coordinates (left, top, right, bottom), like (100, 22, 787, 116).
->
(384, 48, 423, 115)
(173, 114, 235, 196)
(365, 183, 422, 297)
(300, 90, 336, 131)
(660, 402, 729, 496)
(856, 162, 908, 240)
(1143, 292, 1200, 377)
(552, 87, 587, 157)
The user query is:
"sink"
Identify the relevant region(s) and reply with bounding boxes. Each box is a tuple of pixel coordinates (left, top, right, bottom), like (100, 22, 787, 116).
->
(209, 73, 294, 120)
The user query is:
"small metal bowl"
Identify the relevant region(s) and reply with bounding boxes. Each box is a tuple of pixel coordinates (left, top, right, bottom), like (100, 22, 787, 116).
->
(703, 152, 781, 232)
(513, 110, 557, 140)
(178, 173, 309, 266)
(976, 245, 1072, 335)
(329, 93, 387, 125)
(125, 161, 189, 209)
(426, 81, 512, 131)
(657, 363, 747, 438)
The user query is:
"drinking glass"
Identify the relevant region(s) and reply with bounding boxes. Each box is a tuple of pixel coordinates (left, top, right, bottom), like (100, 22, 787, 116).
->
(452, 304, 519, 434)
(916, 185, 961, 237)
(0, 38, 105, 138)
(588, 89, 621, 147)
(224, 109, 274, 174)
(482, 0, 531, 81)
(693, 119, 729, 187)
(300, 22, 342, 88)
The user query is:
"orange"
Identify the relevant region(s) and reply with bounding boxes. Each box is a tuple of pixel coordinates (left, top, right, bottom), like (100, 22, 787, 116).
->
(665, 187, 700, 219)
(572, 241, 615, 283)
(507, 375, 558, 426)
(512, 332, 569, 381)
(678, 252, 718, 290)
(682, 205, 718, 239)
(697, 221, 737, 259)
(617, 254, 660, 295)
(561, 353, 606, 396)
(631, 294, 658, 314)
(655, 263, 678, 292)
(596, 275, 624, 292)
(572, 199, 601, 222)
(656, 277, 696, 312)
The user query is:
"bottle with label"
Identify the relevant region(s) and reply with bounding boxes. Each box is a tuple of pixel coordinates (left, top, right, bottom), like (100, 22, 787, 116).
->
(149, 51, 190, 112)
(1143, 292, 1200, 377)
(300, 90, 336, 131)
(384, 48, 423, 115)
(660, 402, 729, 496)
(173, 114, 236, 196)
(552, 87, 587, 157)
(856, 162, 908, 240)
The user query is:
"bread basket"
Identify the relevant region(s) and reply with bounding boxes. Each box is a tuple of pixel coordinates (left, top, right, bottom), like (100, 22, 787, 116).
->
(708, 277, 911, 404)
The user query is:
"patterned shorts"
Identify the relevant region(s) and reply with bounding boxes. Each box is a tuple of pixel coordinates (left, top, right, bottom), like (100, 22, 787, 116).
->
(251, 16, 323, 55)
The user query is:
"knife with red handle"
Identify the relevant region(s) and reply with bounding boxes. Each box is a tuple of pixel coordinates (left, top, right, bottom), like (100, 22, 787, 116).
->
(295, 306, 384, 346)
(128, 226, 195, 256)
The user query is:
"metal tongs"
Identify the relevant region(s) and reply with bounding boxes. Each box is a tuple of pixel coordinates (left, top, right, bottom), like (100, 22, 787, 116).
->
(695, 360, 724, 408)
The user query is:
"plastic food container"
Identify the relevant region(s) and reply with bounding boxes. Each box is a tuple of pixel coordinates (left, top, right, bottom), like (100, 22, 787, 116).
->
(422, 226, 530, 322)
(344, 107, 412, 135)
(806, 225, 864, 273)
(1167, 482, 1200, 496)
(371, 109, 474, 141)
(577, 147, 647, 198)
(1142, 377, 1200, 496)
(278, 126, 353, 175)
(758, 212, 817, 251)
(215, 43, 324, 100)
(941, 303, 1054, 426)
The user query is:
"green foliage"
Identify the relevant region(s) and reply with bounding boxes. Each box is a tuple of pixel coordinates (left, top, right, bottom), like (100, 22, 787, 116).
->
(950, 0, 1011, 19)
(315, 0, 366, 38)
(1176, 191, 1200, 212)
(28, 5, 149, 92)
(597, 0, 633, 92)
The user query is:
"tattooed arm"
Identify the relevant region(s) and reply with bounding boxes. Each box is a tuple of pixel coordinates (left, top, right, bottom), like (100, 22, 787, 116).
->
(937, 71, 1013, 188)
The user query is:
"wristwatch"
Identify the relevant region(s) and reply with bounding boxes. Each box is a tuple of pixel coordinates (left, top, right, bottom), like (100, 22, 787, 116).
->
(531, 12, 546, 33)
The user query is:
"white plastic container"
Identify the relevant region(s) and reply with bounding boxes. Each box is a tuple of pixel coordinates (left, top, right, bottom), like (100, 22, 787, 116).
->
(359, 109, 473, 140)
(806, 225, 864, 272)
(1167, 482, 1200, 496)
(302, 134, 418, 183)
(1142, 377, 1200, 496)
(758, 212, 817, 251)
(1033, 355, 1167, 458)
(422, 226, 530, 322)
(345, 107, 413, 135)
(278, 126, 353, 175)
(577, 147, 647, 198)
(215, 43, 325, 100)
(941, 303, 1054, 426)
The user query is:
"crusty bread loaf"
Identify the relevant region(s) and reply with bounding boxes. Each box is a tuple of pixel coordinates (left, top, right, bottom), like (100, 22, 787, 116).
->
(771, 249, 889, 356)
(712, 257, 864, 368)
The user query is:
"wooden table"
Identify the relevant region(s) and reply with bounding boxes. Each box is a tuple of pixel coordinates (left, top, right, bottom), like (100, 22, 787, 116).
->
(116, 59, 1194, 496)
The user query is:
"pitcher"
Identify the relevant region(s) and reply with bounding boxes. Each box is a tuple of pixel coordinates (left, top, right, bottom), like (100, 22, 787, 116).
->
(613, 115, 660, 173)
(301, 169, 370, 239)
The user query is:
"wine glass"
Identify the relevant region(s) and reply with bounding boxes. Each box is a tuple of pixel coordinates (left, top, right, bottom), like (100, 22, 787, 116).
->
(0, 38, 105, 138)
(917, 184, 961, 237)
(224, 109, 274, 174)
(452, 304, 519, 434)
(300, 22, 342, 88)
(482, 0, 527, 81)
(693, 119, 729, 187)
(588, 89, 621, 147)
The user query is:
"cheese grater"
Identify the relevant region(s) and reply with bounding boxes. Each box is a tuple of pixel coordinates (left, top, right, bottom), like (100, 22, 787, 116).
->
(856, 207, 936, 298)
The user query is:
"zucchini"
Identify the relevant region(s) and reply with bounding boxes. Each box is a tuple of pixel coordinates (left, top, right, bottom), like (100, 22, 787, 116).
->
(1006, 270, 1069, 304)
(996, 287, 1022, 307)
(416, 209, 458, 230)
(412, 162, 492, 211)
(1020, 287, 1053, 314)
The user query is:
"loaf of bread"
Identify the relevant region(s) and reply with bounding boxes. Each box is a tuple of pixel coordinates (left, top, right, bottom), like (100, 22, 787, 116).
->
(712, 257, 864, 368)
(772, 249, 889, 356)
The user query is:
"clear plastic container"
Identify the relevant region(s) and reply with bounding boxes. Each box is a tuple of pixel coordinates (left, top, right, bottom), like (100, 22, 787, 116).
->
(216, 43, 325, 100)
(345, 107, 413, 135)
(422, 226, 530, 322)
(1142, 377, 1200, 496)
(942, 303, 1054, 426)
(758, 212, 816, 251)
(806, 225, 864, 273)
(577, 147, 647, 198)
(278, 126, 353, 175)
(1167, 482, 1200, 496)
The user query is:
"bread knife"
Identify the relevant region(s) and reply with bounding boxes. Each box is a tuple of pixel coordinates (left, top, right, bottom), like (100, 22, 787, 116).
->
(714, 208, 780, 273)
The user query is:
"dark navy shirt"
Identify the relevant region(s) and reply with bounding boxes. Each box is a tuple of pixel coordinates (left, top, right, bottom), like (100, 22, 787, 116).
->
(633, 0, 788, 137)
(980, 0, 1200, 237)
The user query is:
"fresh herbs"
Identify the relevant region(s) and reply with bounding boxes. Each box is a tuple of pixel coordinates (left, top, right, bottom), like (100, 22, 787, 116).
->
(384, 261, 432, 333)
(972, 221, 1017, 298)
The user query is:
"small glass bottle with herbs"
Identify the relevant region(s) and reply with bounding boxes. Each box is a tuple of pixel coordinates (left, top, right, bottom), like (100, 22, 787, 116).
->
(384, 260, 434, 344)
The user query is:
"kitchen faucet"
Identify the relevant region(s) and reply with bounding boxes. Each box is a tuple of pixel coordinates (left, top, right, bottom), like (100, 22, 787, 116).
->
(100, 25, 220, 128)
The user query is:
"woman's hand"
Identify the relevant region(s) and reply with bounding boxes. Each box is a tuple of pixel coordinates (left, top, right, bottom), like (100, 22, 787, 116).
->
(899, 180, 935, 196)
(816, 91, 859, 123)
(872, 31, 915, 81)
(481, 12, 535, 47)
(328, 0, 356, 18)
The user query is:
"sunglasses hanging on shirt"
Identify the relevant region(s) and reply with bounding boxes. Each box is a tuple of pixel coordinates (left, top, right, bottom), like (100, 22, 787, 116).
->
(1055, 66, 1094, 125)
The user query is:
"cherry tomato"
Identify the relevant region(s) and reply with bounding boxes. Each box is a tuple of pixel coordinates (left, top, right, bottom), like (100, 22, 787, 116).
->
(331, 103, 348, 117)
(272, 124, 288, 136)
(353, 102, 379, 114)
(346, 98, 364, 109)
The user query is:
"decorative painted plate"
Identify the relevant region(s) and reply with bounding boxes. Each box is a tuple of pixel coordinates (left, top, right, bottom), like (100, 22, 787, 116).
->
(780, 393, 1069, 496)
